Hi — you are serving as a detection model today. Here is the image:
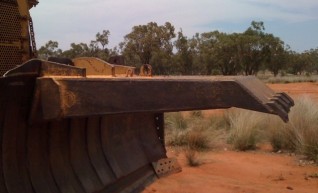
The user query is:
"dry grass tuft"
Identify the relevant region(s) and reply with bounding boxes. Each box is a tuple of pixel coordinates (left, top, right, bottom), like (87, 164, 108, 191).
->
(165, 97, 318, 162)
(184, 148, 202, 167)
(165, 111, 223, 151)
(165, 112, 188, 131)
(267, 96, 318, 162)
(258, 74, 318, 84)
(227, 109, 265, 151)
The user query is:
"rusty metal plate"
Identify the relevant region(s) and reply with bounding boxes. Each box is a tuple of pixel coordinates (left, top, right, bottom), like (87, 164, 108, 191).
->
(35, 76, 293, 122)
(152, 158, 182, 178)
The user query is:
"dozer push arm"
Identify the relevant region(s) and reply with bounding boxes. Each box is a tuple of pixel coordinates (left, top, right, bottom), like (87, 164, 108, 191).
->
(0, 59, 294, 193)
(35, 75, 292, 122)
(5, 59, 293, 123)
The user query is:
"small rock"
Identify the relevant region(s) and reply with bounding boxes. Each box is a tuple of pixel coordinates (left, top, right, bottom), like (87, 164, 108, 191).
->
(289, 153, 295, 156)
(286, 186, 294, 190)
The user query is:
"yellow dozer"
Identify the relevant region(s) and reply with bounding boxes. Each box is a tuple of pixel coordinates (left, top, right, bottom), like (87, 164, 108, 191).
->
(0, 1, 294, 193)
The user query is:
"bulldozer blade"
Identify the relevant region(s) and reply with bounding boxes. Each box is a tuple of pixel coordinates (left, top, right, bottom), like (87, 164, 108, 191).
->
(0, 78, 165, 193)
(0, 59, 294, 193)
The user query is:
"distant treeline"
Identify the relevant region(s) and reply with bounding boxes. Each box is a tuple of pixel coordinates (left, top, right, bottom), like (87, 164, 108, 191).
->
(38, 21, 318, 76)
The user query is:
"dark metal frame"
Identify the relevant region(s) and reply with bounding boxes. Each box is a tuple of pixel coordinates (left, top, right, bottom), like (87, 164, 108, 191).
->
(0, 60, 294, 193)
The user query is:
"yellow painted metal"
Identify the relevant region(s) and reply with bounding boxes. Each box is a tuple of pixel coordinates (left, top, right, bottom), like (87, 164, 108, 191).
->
(0, 41, 21, 48)
(113, 64, 135, 76)
(0, 0, 38, 76)
(73, 57, 135, 77)
(73, 57, 115, 76)
(16, 0, 32, 62)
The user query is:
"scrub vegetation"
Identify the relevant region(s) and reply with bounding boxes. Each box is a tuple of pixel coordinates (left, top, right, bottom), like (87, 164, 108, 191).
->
(165, 96, 318, 164)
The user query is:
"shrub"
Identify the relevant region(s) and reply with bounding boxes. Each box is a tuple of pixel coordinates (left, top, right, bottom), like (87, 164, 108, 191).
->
(165, 112, 187, 131)
(227, 109, 265, 151)
(266, 117, 286, 152)
(165, 96, 318, 162)
(267, 96, 318, 162)
(186, 128, 210, 151)
(288, 97, 318, 161)
(166, 129, 189, 147)
(165, 111, 221, 151)
(165, 112, 188, 147)
(184, 148, 202, 167)
(208, 113, 231, 131)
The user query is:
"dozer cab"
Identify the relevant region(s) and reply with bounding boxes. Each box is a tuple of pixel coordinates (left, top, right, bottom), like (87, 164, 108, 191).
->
(0, 1, 294, 193)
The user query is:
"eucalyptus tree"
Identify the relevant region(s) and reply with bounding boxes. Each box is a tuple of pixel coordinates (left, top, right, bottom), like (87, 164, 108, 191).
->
(37, 40, 62, 59)
(237, 21, 268, 75)
(303, 48, 318, 73)
(96, 30, 110, 50)
(263, 34, 287, 76)
(61, 29, 111, 60)
(95, 30, 110, 60)
(286, 51, 307, 75)
(62, 42, 90, 58)
(174, 30, 194, 74)
(195, 31, 220, 75)
(214, 32, 241, 75)
(233, 21, 288, 75)
(121, 22, 176, 74)
(195, 31, 241, 75)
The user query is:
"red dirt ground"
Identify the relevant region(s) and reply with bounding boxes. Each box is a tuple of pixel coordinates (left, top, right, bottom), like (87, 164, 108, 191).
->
(142, 82, 318, 193)
(268, 82, 318, 101)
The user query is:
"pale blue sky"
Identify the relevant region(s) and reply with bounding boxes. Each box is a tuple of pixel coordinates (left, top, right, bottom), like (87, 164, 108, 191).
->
(30, 0, 318, 52)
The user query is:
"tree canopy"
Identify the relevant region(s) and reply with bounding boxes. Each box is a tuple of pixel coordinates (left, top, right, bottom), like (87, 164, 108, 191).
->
(37, 21, 317, 76)
(120, 22, 176, 74)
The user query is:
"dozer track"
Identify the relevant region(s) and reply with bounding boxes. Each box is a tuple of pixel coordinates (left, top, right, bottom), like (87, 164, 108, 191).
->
(0, 59, 293, 193)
